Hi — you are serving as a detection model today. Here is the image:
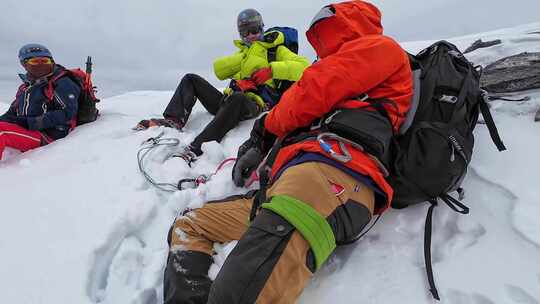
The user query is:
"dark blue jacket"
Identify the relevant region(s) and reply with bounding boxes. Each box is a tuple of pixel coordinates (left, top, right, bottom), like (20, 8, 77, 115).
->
(0, 65, 80, 140)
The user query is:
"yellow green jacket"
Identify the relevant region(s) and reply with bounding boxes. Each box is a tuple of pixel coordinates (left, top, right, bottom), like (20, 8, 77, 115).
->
(213, 31, 309, 108)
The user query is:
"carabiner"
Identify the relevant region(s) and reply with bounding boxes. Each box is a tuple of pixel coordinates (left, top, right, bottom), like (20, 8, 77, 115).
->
(177, 178, 198, 190)
(317, 133, 353, 163)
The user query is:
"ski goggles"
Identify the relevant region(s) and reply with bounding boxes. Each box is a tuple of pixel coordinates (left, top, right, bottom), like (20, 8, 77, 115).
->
(24, 57, 53, 66)
(309, 6, 335, 29)
(239, 24, 263, 38)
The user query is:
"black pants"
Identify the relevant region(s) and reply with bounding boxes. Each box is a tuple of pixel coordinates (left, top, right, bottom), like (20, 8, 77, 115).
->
(163, 73, 260, 152)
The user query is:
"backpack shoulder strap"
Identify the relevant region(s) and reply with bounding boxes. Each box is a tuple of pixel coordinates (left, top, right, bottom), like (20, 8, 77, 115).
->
(267, 46, 277, 63)
(15, 83, 27, 98)
(44, 69, 69, 101)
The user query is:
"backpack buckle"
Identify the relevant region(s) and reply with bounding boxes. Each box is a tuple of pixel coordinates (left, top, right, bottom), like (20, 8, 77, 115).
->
(457, 188, 465, 200)
(439, 94, 458, 104)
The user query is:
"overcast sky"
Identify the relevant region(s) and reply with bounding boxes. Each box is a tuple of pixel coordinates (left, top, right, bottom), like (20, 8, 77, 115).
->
(1, 0, 539, 103)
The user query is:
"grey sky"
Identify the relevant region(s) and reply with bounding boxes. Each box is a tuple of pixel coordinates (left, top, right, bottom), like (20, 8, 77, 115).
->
(1, 0, 539, 103)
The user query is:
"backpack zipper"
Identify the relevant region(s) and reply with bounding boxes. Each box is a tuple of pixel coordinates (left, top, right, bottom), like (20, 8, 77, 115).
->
(448, 134, 467, 163)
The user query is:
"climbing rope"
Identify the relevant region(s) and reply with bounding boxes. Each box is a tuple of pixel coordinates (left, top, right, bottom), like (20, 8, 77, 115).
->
(137, 131, 181, 192)
(138, 131, 238, 192)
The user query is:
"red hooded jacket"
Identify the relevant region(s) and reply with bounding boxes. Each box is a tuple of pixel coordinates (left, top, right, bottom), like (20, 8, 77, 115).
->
(264, 1, 413, 213)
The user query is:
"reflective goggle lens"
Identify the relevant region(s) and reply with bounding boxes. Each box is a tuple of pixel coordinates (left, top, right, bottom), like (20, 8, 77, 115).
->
(309, 6, 335, 29)
(25, 57, 53, 65)
(239, 25, 262, 38)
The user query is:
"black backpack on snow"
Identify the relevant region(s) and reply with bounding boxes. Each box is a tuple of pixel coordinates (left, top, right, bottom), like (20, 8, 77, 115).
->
(388, 41, 506, 300)
(389, 41, 506, 210)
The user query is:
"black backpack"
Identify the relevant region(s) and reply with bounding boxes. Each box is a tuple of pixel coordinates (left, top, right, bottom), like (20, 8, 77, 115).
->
(390, 41, 506, 209)
(389, 41, 506, 300)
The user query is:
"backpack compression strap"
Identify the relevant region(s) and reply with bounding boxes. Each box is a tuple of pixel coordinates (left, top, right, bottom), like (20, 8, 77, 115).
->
(424, 195, 469, 301)
(424, 200, 440, 300)
(479, 90, 507, 151)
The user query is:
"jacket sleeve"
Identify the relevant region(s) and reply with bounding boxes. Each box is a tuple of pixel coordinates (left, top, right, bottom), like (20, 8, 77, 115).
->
(27, 77, 80, 130)
(265, 37, 408, 137)
(213, 51, 245, 81)
(269, 46, 310, 82)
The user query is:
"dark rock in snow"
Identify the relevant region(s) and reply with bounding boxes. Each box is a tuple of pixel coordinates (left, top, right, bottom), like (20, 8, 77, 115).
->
(480, 52, 540, 93)
(464, 39, 502, 54)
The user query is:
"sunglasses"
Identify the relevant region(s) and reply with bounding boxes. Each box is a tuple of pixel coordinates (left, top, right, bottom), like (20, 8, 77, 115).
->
(24, 57, 53, 65)
(239, 25, 262, 38)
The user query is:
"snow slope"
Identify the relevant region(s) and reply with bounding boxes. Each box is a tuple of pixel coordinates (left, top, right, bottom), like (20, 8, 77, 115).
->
(1, 24, 540, 304)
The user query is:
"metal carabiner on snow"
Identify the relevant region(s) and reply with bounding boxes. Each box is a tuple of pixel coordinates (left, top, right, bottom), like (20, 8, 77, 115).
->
(141, 130, 165, 146)
(176, 158, 237, 191)
(177, 175, 210, 190)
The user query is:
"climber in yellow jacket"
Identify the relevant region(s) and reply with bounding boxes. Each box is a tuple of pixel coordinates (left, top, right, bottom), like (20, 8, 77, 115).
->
(135, 8, 309, 165)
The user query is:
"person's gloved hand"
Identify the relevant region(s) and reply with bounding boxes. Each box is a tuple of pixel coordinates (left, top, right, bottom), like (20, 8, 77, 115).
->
(236, 79, 257, 92)
(232, 114, 277, 187)
(232, 147, 264, 187)
(244, 92, 266, 112)
(15, 116, 29, 129)
(251, 67, 273, 85)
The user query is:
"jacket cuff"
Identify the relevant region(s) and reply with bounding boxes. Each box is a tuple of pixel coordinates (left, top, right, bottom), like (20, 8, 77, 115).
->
(269, 61, 289, 80)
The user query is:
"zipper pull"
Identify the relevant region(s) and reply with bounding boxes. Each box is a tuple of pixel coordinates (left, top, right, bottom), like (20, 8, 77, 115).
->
(450, 143, 455, 162)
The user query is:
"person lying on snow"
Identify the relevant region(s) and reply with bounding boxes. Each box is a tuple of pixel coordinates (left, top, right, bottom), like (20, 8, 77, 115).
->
(162, 1, 413, 303)
(0, 44, 80, 160)
(135, 8, 309, 166)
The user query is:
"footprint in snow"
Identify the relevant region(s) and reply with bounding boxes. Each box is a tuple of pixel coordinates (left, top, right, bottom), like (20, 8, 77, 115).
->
(429, 206, 486, 264)
(505, 284, 539, 304)
(86, 202, 160, 303)
(446, 289, 496, 304)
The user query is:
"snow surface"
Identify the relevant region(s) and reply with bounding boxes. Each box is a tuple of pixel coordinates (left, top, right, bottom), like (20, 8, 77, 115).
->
(1, 25, 540, 304)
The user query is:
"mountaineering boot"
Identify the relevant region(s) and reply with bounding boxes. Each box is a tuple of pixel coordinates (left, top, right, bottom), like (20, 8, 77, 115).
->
(133, 117, 185, 131)
(169, 145, 203, 167)
(163, 250, 213, 304)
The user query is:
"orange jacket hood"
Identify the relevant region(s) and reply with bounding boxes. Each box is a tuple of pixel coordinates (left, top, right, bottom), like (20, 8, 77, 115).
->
(307, 1, 383, 58)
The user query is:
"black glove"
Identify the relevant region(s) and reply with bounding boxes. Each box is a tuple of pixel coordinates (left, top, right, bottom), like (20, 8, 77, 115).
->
(15, 116, 29, 129)
(232, 147, 264, 187)
(232, 114, 276, 187)
(0, 110, 23, 126)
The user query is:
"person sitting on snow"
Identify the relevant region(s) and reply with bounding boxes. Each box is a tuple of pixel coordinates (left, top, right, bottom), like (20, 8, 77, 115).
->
(0, 44, 79, 160)
(162, 1, 413, 303)
(135, 8, 309, 166)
